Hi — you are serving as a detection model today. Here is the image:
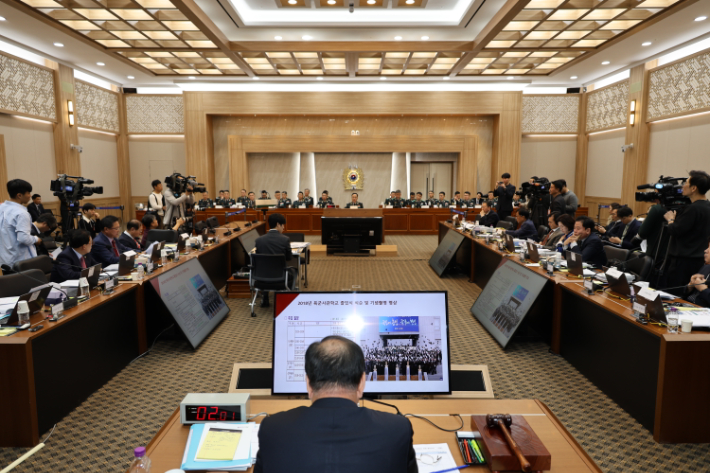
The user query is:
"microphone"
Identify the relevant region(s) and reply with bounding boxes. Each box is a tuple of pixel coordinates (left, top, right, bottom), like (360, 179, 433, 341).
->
(608, 251, 644, 273)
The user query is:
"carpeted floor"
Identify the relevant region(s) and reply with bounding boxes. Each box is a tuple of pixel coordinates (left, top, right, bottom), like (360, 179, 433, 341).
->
(1, 234, 708, 472)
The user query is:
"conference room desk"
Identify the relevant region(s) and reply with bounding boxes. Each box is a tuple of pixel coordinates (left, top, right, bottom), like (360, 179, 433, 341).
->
(134, 209, 262, 229)
(135, 398, 602, 473)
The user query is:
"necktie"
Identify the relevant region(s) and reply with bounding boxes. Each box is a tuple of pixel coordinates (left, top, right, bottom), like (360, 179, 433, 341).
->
(80, 256, 86, 269)
(111, 239, 119, 257)
(542, 231, 553, 246)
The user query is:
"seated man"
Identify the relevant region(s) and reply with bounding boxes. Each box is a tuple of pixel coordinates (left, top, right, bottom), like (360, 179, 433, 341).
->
(452, 191, 462, 207)
(566, 216, 608, 268)
(478, 200, 499, 228)
(541, 212, 564, 248)
(31, 213, 58, 257)
(198, 191, 214, 209)
(596, 207, 623, 240)
(51, 230, 98, 283)
(78, 202, 100, 238)
(505, 208, 537, 241)
(223, 190, 236, 207)
(294, 191, 306, 208)
(407, 192, 416, 207)
(317, 191, 333, 209)
(426, 190, 436, 206)
(607, 206, 641, 250)
(119, 219, 144, 251)
(246, 191, 257, 209)
(27, 194, 46, 221)
(303, 189, 314, 208)
(436, 192, 450, 208)
(487, 191, 499, 212)
(90, 215, 132, 268)
(686, 242, 710, 307)
(278, 191, 292, 209)
(345, 192, 363, 208)
(237, 188, 249, 205)
(410, 192, 425, 208)
(255, 336, 416, 473)
(254, 213, 296, 307)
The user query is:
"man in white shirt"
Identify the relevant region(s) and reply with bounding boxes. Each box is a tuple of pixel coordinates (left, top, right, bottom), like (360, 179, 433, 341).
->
(149, 179, 166, 228)
(0, 179, 40, 267)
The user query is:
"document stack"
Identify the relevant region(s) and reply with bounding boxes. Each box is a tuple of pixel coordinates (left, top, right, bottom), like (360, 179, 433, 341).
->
(181, 422, 259, 471)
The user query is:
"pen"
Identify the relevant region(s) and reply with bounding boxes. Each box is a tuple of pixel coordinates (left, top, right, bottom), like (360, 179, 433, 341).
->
(431, 465, 470, 473)
(470, 439, 485, 463)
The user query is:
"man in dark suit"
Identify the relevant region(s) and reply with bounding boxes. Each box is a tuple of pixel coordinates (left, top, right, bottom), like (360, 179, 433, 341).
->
(255, 336, 416, 473)
(549, 180, 567, 215)
(686, 242, 710, 307)
(27, 194, 46, 221)
(90, 215, 131, 268)
(478, 200, 499, 228)
(493, 172, 516, 220)
(607, 206, 642, 250)
(118, 219, 144, 251)
(567, 216, 607, 268)
(78, 203, 100, 238)
(31, 214, 58, 257)
(51, 229, 97, 283)
(505, 208, 538, 241)
(255, 213, 295, 307)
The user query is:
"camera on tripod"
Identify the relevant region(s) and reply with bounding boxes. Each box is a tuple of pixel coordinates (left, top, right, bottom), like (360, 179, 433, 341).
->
(517, 178, 550, 198)
(50, 174, 103, 203)
(165, 173, 206, 195)
(636, 176, 690, 210)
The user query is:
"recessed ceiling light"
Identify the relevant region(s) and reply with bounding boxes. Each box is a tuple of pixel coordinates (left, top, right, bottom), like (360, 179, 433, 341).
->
(0, 16, 6, 21)
(302, 35, 313, 40)
(421, 36, 429, 40)
(406, 0, 414, 4)
(53, 42, 64, 47)
(443, 77, 449, 81)
(367, 0, 376, 4)
(253, 76, 260, 80)
(288, 0, 297, 4)
(380, 77, 387, 80)
(642, 41, 652, 46)
(695, 16, 707, 21)
(274, 36, 282, 40)
(507, 77, 514, 80)
(327, 0, 335, 4)
(601, 61, 610, 65)
(571, 76, 578, 79)
(188, 76, 195, 80)
(317, 77, 323, 80)
(96, 62, 105, 66)
(127, 76, 135, 79)
(394, 36, 402, 40)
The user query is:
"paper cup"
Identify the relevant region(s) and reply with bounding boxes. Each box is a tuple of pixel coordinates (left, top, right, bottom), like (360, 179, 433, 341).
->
(681, 319, 693, 333)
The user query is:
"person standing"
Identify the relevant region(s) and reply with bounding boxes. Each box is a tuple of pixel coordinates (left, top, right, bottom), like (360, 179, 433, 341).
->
(0, 179, 40, 267)
(549, 180, 567, 215)
(149, 180, 166, 229)
(561, 180, 579, 217)
(494, 173, 516, 220)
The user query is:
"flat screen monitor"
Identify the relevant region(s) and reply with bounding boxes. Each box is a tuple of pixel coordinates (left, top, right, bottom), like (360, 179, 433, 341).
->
(470, 259, 548, 348)
(148, 258, 229, 349)
(321, 217, 383, 254)
(429, 229, 465, 276)
(238, 228, 260, 254)
(272, 291, 450, 395)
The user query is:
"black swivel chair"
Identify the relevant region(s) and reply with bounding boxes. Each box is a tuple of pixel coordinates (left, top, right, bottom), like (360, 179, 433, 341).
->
(504, 216, 518, 226)
(146, 229, 179, 244)
(206, 216, 219, 229)
(0, 269, 48, 298)
(497, 220, 513, 231)
(14, 255, 54, 281)
(603, 246, 630, 265)
(625, 255, 654, 282)
(248, 254, 293, 317)
(537, 225, 550, 242)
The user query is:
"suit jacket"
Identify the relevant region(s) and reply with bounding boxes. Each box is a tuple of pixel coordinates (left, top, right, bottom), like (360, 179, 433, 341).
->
(604, 220, 623, 240)
(78, 217, 98, 238)
(254, 397, 416, 473)
(478, 211, 499, 228)
(686, 264, 710, 308)
(90, 232, 131, 268)
(255, 229, 292, 262)
(618, 219, 642, 250)
(118, 232, 143, 251)
(550, 194, 566, 215)
(570, 232, 607, 268)
(27, 203, 45, 221)
(542, 227, 564, 249)
(51, 246, 98, 283)
(506, 219, 538, 241)
(30, 224, 49, 257)
(494, 184, 516, 212)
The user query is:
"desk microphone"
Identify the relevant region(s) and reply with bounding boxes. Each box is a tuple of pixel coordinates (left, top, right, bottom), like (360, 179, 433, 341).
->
(0, 265, 75, 309)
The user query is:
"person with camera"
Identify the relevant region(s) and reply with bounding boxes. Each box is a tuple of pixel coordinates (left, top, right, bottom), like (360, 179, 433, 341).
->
(163, 175, 195, 229)
(663, 170, 710, 293)
(637, 196, 668, 265)
(494, 173, 516, 220)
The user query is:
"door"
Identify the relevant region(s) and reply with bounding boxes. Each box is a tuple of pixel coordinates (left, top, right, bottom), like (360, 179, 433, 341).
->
(410, 163, 453, 199)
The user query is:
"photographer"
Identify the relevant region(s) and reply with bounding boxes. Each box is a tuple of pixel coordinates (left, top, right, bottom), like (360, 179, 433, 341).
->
(163, 174, 195, 228)
(637, 196, 667, 264)
(663, 170, 710, 293)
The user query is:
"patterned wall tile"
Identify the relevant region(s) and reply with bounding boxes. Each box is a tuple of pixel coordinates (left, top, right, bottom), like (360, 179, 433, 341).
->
(586, 80, 629, 132)
(0, 53, 56, 121)
(75, 80, 119, 132)
(126, 95, 184, 134)
(648, 50, 710, 121)
(522, 95, 579, 133)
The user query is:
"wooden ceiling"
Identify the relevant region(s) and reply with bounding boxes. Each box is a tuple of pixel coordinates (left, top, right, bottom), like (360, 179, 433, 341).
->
(6, 0, 695, 77)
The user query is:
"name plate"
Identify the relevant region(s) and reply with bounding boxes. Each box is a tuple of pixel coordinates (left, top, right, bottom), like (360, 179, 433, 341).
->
(105, 278, 115, 289)
(638, 287, 659, 301)
(547, 262, 554, 272)
(52, 302, 64, 316)
(633, 302, 647, 314)
(606, 267, 623, 279)
(385, 205, 393, 209)
(583, 279, 593, 292)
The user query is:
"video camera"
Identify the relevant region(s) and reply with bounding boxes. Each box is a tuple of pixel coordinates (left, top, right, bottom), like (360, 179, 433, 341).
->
(517, 178, 550, 198)
(636, 176, 690, 210)
(50, 174, 103, 203)
(165, 173, 206, 195)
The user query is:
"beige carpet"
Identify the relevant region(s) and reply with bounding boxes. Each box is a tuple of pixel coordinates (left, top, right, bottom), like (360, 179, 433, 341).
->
(0, 234, 707, 472)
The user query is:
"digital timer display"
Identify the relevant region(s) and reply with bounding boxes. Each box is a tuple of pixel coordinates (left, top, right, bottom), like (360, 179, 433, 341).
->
(184, 405, 243, 422)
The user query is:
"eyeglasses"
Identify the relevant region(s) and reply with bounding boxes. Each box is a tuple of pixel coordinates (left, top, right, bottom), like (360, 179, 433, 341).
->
(416, 454, 442, 465)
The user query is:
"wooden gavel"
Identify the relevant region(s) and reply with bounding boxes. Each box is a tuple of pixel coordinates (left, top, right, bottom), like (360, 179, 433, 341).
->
(487, 414, 532, 473)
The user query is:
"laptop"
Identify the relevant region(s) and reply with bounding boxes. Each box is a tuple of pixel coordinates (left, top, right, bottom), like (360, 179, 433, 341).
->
(565, 250, 583, 277)
(80, 263, 103, 288)
(118, 253, 136, 276)
(526, 242, 539, 263)
(1, 287, 51, 326)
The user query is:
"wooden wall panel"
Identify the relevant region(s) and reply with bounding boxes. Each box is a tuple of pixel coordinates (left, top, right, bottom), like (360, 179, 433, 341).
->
(492, 93, 522, 188)
(51, 63, 80, 177)
(576, 93, 589, 207)
(116, 94, 132, 215)
(585, 196, 622, 224)
(0, 135, 7, 202)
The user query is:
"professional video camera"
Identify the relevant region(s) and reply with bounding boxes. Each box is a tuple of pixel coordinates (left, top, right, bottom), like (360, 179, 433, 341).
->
(636, 176, 690, 210)
(50, 174, 103, 203)
(517, 177, 550, 198)
(164, 173, 206, 195)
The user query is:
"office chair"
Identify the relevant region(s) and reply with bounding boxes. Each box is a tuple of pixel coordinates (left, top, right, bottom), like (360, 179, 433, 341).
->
(206, 216, 219, 229)
(194, 221, 208, 234)
(0, 269, 48, 298)
(14, 255, 53, 281)
(497, 220, 513, 231)
(625, 255, 654, 282)
(504, 216, 518, 226)
(537, 225, 550, 242)
(285, 233, 305, 243)
(603, 246, 629, 264)
(248, 254, 292, 317)
(147, 229, 179, 244)
(474, 214, 481, 222)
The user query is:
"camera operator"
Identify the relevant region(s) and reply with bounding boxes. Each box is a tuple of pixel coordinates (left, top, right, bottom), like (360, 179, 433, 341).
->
(549, 180, 566, 214)
(637, 196, 668, 267)
(163, 175, 195, 229)
(662, 170, 710, 294)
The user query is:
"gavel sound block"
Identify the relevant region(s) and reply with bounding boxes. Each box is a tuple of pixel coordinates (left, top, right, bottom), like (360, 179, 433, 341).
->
(472, 415, 551, 473)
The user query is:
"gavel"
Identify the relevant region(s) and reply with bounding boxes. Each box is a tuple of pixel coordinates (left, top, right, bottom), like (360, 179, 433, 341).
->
(487, 414, 532, 473)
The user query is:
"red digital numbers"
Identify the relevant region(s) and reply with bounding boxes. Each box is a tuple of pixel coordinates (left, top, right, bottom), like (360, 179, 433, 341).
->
(193, 406, 237, 422)
(220, 411, 227, 421)
(208, 406, 218, 420)
(196, 407, 206, 421)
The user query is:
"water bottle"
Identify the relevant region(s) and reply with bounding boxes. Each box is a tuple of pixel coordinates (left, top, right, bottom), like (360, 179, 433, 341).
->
(406, 362, 411, 381)
(17, 301, 30, 326)
(136, 264, 145, 281)
(128, 446, 151, 473)
(384, 363, 389, 381)
(418, 365, 423, 381)
(395, 364, 400, 381)
(373, 366, 377, 381)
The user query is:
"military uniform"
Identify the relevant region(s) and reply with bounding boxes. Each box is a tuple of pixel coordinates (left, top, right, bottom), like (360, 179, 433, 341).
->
(303, 196, 314, 207)
(345, 201, 363, 208)
(392, 198, 406, 209)
(410, 199, 426, 208)
(317, 197, 333, 208)
(198, 198, 214, 209)
(244, 199, 256, 209)
(224, 198, 236, 207)
(451, 198, 463, 208)
(277, 198, 292, 209)
(384, 196, 396, 206)
(435, 199, 451, 208)
(293, 199, 307, 208)
(426, 197, 437, 206)
(237, 196, 249, 205)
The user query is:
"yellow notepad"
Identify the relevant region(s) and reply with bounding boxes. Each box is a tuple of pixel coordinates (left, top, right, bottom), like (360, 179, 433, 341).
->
(196, 428, 241, 461)
(0, 327, 18, 337)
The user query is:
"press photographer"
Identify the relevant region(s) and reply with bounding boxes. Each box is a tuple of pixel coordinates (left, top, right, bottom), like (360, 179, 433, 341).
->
(50, 174, 103, 239)
(517, 176, 550, 226)
(163, 173, 204, 231)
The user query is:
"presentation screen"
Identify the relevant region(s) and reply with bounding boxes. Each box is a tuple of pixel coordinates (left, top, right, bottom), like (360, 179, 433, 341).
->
(470, 259, 548, 348)
(272, 291, 450, 395)
(429, 229, 465, 276)
(149, 258, 230, 349)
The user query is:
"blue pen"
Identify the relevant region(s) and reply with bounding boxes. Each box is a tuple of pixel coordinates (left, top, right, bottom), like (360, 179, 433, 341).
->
(430, 465, 471, 473)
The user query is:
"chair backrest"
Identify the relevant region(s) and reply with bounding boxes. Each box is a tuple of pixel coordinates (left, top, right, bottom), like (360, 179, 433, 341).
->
(537, 225, 550, 241)
(147, 229, 178, 244)
(251, 254, 287, 282)
(497, 220, 513, 231)
(626, 255, 654, 282)
(604, 245, 629, 264)
(14, 255, 54, 280)
(286, 233, 305, 243)
(474, 214, 481, 222)
(0, 269, 48, 298)
(504, 216, 518, 225)
(206, 216, 219, 228)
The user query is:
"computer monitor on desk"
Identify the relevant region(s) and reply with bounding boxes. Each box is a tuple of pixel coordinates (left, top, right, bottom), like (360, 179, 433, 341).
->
(321, 217, 383, 255)
(272, 291, 451, 395)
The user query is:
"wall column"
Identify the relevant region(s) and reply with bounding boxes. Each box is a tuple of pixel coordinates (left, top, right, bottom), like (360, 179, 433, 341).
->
(185, 93, 215, 195)
(50, 63, 80, 177)
(575, 92, 589, 207)
(0, 136, 7, 202)
(299, 152, 316, 195)
(391, 152, 407, 194)
(491, 92, 522, 188)
(621, 62, 655, 215)
(116, 93, 133, 216)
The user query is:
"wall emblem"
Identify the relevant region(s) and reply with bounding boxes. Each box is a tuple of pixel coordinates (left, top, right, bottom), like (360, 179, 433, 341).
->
(343, 166, 364, 190)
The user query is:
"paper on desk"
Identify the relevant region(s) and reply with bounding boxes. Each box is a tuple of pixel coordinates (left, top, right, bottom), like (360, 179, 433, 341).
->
(60, 279, 81, 288)
(194, 423, 253, 463)
(414, 444, 457, 473)
(196, 428, 242, 461)
(290, 242, 311, 248)
(676, 309, 710, 328)
(51, 247, 62, 259)
(525, 263, 541, 267)
(250, 423, 260, 461)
